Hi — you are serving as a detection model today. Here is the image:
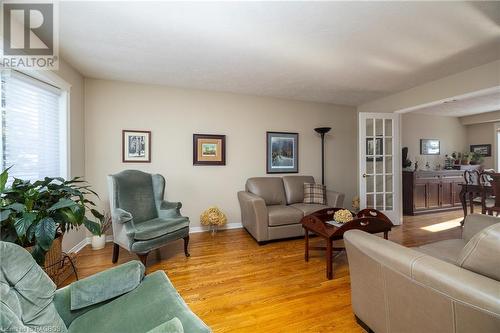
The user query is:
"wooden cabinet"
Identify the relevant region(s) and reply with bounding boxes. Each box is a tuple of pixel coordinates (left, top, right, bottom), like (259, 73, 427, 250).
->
(403, 170, 464, 215)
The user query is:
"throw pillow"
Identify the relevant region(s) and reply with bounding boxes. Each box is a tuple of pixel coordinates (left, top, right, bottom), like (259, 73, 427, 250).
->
(303, 183, 327, 205)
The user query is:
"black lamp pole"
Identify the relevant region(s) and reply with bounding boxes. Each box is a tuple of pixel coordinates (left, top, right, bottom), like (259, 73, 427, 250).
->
(314, 127, 331, 185)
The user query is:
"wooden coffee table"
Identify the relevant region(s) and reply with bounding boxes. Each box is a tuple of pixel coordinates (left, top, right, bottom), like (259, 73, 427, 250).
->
(301, 208, 394, 280)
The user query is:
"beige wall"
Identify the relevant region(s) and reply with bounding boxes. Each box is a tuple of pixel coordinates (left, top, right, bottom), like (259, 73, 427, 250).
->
(54, 59, 88, 251)
(466, 122, 496, 169)
(84, 79, 358, 228)
(401, 113, 467, 168)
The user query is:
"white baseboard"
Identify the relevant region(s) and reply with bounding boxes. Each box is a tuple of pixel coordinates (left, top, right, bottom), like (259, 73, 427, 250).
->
(67, 235, 114, 254)
(190, 222, 243, 233)
(67, 225, 243, 254)
(67, 238, 89, 254)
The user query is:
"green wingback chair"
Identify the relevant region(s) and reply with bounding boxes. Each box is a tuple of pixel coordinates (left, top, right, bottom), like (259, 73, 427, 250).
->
(0, 241, 211, 333)
(108, 170, 190, 266)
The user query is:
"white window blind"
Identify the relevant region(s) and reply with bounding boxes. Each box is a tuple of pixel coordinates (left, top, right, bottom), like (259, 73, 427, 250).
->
(1, 71, 66, 181)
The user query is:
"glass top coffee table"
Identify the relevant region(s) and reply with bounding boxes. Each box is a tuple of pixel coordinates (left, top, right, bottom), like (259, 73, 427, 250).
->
(301, 208, 394, 280)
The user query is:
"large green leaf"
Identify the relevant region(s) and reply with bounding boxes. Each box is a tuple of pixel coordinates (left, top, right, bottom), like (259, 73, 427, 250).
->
(3, 203, 26, 213)
(35, 217, 56, 251)
(14, 212, 37, 238)
(0, 167, 10, 193)
(58, 207, 80, 226)
(47, 198, 77, 212)
(83, 217, 101, 236)
(0, 209, 12, 222)
(90, 209, 104, 220)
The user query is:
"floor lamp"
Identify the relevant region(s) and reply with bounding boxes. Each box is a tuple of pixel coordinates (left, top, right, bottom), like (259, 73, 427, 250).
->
(314, 127, 331, 185)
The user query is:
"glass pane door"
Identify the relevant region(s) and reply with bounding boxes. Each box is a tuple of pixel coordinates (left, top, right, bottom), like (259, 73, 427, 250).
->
(359, 113, 400, 224)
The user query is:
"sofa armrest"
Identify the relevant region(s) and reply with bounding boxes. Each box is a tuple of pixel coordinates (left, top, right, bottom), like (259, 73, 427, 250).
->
(113, 208, 133, 224)
(237, 191, 269, 242)
(463, 214, 500, 242)
(158, 200, 182, 218)
(326, 190, 345, 208)
(344, 230, 500, 332)
(70, 260, 145, 310)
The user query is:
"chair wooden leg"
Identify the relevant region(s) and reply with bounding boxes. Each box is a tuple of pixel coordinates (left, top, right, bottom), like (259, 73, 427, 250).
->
(183, 235, 190, 257)
(137, 253, 148, 266)
(112, 243, 120, 263)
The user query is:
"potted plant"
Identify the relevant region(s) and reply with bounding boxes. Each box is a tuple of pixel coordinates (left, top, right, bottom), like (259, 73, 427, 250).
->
(461, 152, 472, 165)
(91, 212, 111, 250)
(0, 168, 102, 265)
(470, 152, 484, 165)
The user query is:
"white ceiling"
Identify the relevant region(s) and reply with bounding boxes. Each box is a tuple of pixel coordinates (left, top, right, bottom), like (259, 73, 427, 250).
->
(60, 1, 500, 106)
(406, 88, 500, 117)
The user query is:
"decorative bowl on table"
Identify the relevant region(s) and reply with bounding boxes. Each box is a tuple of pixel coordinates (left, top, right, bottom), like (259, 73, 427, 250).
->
(333, 209, 354, 224)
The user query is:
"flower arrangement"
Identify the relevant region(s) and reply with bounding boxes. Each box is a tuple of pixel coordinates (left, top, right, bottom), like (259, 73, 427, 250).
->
(334, 209, 353, 224)
(200, 207, 227, 234)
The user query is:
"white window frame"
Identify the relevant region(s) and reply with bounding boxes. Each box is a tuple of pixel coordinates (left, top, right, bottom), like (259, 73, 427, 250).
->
(1, 68, 72, 179)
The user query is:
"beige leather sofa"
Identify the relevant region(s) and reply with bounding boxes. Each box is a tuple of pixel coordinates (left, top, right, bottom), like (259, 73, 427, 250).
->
(344, 214, 500, 333)
(237, 176, 344, 243)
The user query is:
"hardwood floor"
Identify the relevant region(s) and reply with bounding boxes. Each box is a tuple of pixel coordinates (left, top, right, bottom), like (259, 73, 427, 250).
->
(65, 210, 464, 332)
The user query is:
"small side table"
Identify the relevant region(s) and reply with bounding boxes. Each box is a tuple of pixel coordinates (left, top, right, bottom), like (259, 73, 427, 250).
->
(301, 208, 393, 280)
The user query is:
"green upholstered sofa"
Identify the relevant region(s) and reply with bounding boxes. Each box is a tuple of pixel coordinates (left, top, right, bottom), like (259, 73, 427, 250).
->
(0, 241, 211, 333)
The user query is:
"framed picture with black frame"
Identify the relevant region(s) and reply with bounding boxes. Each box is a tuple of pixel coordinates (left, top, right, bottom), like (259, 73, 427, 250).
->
(193, 134, 226, 165)
(266, 132, 298, 174)
(470, 144, 491, 157)
(122, 130, 151, 163)
(420, 139, 440, 155)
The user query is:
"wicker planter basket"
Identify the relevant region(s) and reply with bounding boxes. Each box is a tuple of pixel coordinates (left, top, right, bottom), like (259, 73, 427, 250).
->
(25, 234, 78, 286)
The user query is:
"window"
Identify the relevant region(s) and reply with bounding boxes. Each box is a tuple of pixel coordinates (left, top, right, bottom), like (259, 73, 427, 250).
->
(1, 70, 67, 181)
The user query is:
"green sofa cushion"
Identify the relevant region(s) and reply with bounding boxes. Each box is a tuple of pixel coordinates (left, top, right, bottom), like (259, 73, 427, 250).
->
(0, 242, 67, 333)
(146, 317, 183, 333)
(114, 170, 158, 223)
(67, 271, 210, 333)
(70, 261, 145, 310)
(134, 218, 189, 241)
(131, 227, 189, 253)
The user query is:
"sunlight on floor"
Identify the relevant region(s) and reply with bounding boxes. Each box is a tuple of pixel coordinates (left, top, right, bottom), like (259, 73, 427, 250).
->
(420, 218, 462, 232)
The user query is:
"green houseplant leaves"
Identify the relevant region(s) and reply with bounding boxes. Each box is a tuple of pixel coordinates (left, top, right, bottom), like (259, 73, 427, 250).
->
(0, 168, 103, 265)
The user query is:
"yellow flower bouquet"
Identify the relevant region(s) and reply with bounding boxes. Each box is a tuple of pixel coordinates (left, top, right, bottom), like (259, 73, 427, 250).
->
(333, 209, 353, 224)
(200, 207, 227, 234)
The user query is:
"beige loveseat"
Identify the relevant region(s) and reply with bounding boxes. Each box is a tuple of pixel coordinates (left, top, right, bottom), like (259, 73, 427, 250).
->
(345, 214, 500, 333)
(237, 176, 344, 243)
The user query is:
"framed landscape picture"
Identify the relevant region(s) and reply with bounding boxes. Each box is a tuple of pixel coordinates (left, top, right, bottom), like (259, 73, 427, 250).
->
(420, 139, 440, 155)
(266, 132, 298, 174)
(122, 130, 151, 163)
(470, 144, 491, 157)
(193, 134, 226, 165)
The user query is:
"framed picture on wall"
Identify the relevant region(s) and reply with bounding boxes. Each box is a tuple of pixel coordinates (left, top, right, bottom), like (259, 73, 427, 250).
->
(266, 132, 298, 174)
(470, 144, 491, 157)
(193, 134, 226, 165)
(366, 137, 383, 161)
(420, 139, 440, 155)
(122, 130, 151, 163)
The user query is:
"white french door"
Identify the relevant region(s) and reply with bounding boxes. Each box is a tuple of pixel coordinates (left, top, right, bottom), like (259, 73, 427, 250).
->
(359, 113, 401, 224)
